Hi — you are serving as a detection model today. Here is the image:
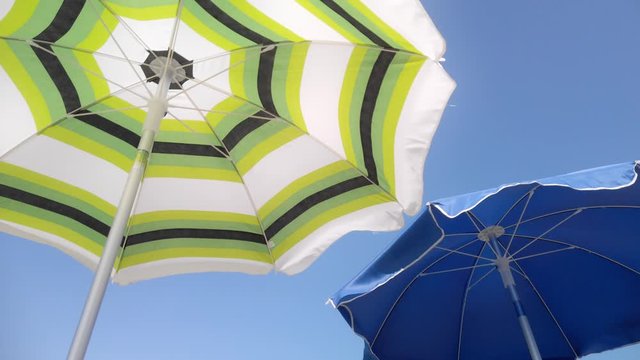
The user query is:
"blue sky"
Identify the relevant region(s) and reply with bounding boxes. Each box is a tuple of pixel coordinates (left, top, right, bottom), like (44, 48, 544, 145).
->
(2, 1, 640, 359)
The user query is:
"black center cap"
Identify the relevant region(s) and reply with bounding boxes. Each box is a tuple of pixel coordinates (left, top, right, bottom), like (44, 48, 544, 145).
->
(141, 50, 194, 89)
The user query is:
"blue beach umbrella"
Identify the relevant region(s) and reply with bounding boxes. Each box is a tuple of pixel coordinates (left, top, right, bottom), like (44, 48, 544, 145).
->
(332, 161, 640, 360)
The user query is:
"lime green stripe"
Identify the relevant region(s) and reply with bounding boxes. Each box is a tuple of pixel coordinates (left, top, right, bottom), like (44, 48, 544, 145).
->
(0, 162, 116, 218)
(104, 2, 176, 20)
(128, 219, 261, 236)
(0, 207, 103, 257)
(379, 55, 425, 195)
(0, 173, 113, 226)
(183, 4, 250, 49)
(235, 126, 303, 175)
(285, 42, 310, 131)
(339, 46, 368, 166)
(0, 0, 38, 36)
(296, 0, 366, 44)
(272, 190, 393, 258)
(145, 165, 240, 181)
(119, 247, 271, 269)
(0, 199, 105, 252)
(44, 124, 134, 171)
(130, 210, 259, 227)
(258, 161, 356, 225)
(0, 40, 52, 129)
(2, 0, 60, 39)
(217, 2, 301, 42)
(340, 1, 419, 52)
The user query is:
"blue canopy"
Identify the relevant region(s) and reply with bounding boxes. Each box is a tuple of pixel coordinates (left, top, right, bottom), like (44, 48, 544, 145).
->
(332, 161, 640, 360)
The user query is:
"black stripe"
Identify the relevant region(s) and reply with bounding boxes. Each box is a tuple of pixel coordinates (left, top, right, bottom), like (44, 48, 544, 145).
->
(33, 0, 86, 113)
(74, 110, 141, 147)
(194, 0, 272, 44)
(125, 228, 265, 246)
(194, 0, 279, 115)
(72, 112, 227, 157)
(257, 48, 278, 115)
(264, 177, 371, 239)
(359, 51, 395, 184)
(152, 142, 227, 158)
(320, 0, 392, 48)
(0, 184, 110, 237)
(221, 111, 271, 150)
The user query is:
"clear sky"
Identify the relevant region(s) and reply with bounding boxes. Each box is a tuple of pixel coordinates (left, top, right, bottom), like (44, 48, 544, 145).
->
(2, 1, 640, 359)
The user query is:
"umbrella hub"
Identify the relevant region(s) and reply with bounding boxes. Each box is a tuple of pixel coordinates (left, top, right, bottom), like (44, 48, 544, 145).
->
(478, 225, 505, 242)
(141, 50, 194, 89)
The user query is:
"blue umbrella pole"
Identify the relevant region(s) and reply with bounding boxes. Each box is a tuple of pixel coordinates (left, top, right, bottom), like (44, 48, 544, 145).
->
(484, 228, 543, 360)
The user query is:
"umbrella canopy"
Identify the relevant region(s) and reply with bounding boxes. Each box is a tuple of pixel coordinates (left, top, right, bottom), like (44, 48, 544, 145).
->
(332, 161, 640, 360)
(0, 0, 454, 284)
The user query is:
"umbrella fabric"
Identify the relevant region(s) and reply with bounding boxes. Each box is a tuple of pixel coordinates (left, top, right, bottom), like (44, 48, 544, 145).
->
(332, 161, 640, 360)
(0, 1, 455, 284)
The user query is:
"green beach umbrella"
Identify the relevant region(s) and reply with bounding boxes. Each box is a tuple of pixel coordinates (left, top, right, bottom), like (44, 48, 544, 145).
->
(0, 0, 454, 358)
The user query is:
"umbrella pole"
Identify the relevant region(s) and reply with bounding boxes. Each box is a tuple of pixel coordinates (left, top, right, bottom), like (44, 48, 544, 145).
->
(67, 75, 171, 360)
(488, 234, 543, 360)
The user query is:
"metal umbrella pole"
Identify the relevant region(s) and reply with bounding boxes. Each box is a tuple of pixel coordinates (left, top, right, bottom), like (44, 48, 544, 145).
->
(480, 226, 543, 360)
(66, 69, 172, 360)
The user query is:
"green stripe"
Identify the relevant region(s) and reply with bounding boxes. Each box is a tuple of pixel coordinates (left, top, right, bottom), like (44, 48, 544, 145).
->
(0, 162, 116, 217)
(271, 188, 393, 257)
(0, 198, 106, 251)
(259, 161, 358, 227)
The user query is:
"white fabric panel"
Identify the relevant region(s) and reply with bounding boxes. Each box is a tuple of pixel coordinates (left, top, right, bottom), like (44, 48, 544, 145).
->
(362, 0, 446, 59)
(95, 22, 150, 101)
(0, 63, 36, 157)
(246, 0, 347, 42)
(174, 20, 227, 63)
(134, 178, 255, 215)
(113, 17, 174, 55)
(0, 221, 99, 271)
(394, 60, 456, 215)
(243, 135, 341, 209)
(275, 202, 404, 274)
(3, 135, 128, 205)
(113, 257, 272, 285)
(0, 0, 14, 21)
(299, 43, 352, 159)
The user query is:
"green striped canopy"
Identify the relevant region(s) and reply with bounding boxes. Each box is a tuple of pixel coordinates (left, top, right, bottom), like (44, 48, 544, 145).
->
(0, 0, 455, 284)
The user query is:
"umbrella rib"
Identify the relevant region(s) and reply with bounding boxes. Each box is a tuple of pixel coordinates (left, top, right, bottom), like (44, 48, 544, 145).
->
(166, 45, 276, 102)
(465, 210, 486, 230)
(180, 40, 428, 71)
(166, 104, 275, 120)
(70, 105, 148, 117)
(467, 266, 496, 291)
(445, 232, 483, 237)
(508, 209, 582, 259)
(0, 36, 145, 65)
(509, 259, 579, 358)
(507, 235, 640, 278)
(504, 188, 537, 253)
(0, 82, 151, 163)
(511, 246, 576, 262)
(171, 82, 275, 265)
(418, 262, 494, 277)
(370, 238, 480, 346)
(496, 185, 539, 227)
(177, 77, 400, 205)
(97, 0, 159, 58)
(503, 205, 640, 230)
(87, 0, 153, 97)
(164, 0, 185, 65)
(434, 245, 494, 262)
(27, 41, 150, 102)
(456, 241, 491, 360)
